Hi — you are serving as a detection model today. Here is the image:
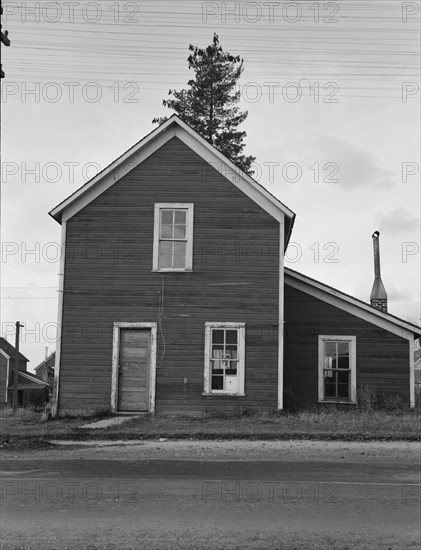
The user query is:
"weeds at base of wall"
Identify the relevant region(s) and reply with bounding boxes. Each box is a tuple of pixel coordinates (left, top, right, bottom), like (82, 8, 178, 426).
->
(356, 385, 409, 414)
(0, 405, 113, 424)
(52, 409, 114, 422)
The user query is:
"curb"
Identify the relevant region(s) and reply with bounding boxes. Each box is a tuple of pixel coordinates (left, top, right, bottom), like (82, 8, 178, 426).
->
(1, 432, 420, 451)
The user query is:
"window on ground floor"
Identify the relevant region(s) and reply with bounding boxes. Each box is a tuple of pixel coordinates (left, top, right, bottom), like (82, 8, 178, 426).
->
(204, 323, 245, 395)
(318, 335, 356, 403)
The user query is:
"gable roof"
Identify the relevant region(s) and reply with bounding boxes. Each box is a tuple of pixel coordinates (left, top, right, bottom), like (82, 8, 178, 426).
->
(284, 267, 421, 340)
(0, 337, 29, 362)
(49, 115, 295, 248)
(34, 351, 55, 373)
(18, 371, 50, 386)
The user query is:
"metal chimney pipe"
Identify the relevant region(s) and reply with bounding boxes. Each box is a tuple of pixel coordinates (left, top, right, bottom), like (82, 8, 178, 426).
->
(372, 231, 381, 278)
(370, 231, 388, 312)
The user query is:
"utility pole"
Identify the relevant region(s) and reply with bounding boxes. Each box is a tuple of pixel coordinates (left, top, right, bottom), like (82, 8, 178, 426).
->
(1, 0, 11, 78)
(12, 322, 24, 411)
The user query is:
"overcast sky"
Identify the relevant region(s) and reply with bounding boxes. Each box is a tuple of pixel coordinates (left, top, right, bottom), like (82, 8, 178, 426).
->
(1, 0, 420, 369)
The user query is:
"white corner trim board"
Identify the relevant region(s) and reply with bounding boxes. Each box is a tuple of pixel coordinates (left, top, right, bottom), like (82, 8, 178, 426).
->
(51, 220, 66, 418)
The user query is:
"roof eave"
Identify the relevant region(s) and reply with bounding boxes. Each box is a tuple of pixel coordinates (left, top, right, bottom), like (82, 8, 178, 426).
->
(285, 267, 421, 338)
(49, 115, 295, 227)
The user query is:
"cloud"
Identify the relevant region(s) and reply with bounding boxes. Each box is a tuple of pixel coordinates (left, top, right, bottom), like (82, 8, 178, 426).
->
(309, 136, 395, 190)
(387, 285, 415, 303)
(377, 209, 420, 234)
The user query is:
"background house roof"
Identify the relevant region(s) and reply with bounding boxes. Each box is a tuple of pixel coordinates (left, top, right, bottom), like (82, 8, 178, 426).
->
(34, 351, 56, 373)
(17, 371, 50, 387)
(0, 337, 29, 362)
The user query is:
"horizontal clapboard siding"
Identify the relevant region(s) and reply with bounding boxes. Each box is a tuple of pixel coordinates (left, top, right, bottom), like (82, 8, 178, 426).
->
(284, 285, 410, 407)
(0, 355, 8, 404)
(58, 137, 280, 415)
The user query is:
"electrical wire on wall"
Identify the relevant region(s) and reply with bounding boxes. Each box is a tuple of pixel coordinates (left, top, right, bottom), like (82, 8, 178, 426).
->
(157, 276, 166, 368)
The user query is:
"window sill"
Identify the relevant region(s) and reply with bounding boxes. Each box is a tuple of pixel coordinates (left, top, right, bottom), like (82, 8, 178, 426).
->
(202, 392, 246, 397)
(151, 269, 193, 273)
(318, 400, 356, 405)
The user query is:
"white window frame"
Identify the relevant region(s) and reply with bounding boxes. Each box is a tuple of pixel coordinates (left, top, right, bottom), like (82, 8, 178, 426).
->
(203, 322, 246, 396)
(318, 335, 357, 403)
(152, 203, 194, 272)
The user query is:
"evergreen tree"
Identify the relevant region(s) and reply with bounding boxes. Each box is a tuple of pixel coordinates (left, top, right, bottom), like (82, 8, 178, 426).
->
(153, 33, 255, 175)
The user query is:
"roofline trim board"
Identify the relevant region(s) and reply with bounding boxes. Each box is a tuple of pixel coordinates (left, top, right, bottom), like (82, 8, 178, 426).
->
(18, 371, 50, 386)
(59, 127, 177, 223)
(285, 268, 421, 339)
(49, 116, 295, 228)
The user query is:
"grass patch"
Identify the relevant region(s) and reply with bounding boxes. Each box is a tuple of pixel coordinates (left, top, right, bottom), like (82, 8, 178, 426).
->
(1, 405, 420, 451)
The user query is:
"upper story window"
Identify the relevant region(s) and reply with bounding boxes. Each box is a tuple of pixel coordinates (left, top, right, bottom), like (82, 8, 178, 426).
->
(153, 203, 194, 272)
(318, 335, 357, 403)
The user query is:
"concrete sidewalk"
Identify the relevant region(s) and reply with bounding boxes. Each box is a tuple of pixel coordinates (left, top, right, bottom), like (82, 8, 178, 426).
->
(78, 416, 140, 429)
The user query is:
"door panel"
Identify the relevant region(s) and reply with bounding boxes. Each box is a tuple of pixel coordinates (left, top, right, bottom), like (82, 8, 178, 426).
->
(118, 329, 150, 411)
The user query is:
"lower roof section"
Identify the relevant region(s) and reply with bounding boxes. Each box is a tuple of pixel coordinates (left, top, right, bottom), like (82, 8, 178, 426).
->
(284, 267, 421, 340)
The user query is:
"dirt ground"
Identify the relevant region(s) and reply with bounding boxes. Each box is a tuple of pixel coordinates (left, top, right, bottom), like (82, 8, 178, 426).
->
(4, 438, 419, 464)
(2, 439, 420, 550)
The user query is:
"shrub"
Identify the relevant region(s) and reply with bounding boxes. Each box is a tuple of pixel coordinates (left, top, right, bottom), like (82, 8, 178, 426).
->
(378, 394, 407, 413)
(356, 385, 378, 411)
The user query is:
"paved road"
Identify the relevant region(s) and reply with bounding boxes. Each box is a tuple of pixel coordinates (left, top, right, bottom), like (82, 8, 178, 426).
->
(1, 442, 420, 549)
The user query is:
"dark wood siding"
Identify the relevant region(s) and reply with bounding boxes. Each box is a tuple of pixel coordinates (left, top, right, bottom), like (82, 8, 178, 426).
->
(284, 284, 411, 408)
(0, 354, 7, 404)
(58, 137, 280, 415)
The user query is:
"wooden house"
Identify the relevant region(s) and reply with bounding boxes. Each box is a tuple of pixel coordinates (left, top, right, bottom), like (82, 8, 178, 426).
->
(49, 116, 421, 416)
(34, 351, 55, 399)
(0, 338, 50, 407)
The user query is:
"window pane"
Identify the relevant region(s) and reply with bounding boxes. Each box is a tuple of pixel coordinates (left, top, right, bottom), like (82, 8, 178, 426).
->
(174, 225, 186, 239)
(212, 330, 224, 344)
(174, 241, 186, 256)
(227, 363, 237, 375)
(211, 360, 223, 372)
(226, 330, 237, 344)
(324, 380, 336, 398)
(159, 254, 172, 269)
(325, 342, 336, 357)
(212, 347, 223, 359)
(174, 210, 186, 224)
(338, 342, 349, 369)
(225, 345, 237, 359)
(161, 224, 173, 239)
(173, 252, 186, 269)
(230, 349, 238, 360)
(337, 384, 350, 398)
(211, 376, 223, 390)
(161, 210, 173, 225)
(337, 370, 349, 384)
(159, 241, 172, 255)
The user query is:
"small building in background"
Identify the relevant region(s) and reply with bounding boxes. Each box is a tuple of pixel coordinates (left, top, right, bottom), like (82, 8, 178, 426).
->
(0, 337, 50, 408)
(34, 351, 55, 399)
